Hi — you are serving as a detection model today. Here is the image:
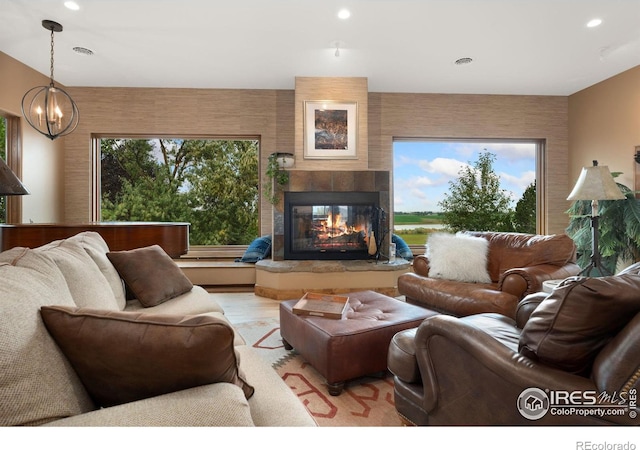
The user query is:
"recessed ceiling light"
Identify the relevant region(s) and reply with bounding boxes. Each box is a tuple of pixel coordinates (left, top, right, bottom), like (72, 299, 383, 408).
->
(338, 9, 351, 20)
(73, 46, 93, 56)
(64, 1, 80, 10)
(587, 18, 602, 28)
(455, 57, 473, 65)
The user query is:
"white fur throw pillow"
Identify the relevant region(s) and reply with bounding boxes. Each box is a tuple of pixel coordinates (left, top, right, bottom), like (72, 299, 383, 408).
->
(426, 232, 491, 283)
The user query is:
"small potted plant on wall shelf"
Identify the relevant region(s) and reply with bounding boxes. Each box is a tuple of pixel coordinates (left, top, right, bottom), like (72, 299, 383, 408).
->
(264, 152, 293, 205)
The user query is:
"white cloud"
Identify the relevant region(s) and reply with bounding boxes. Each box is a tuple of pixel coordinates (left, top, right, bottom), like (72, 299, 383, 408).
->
(394, 154, 415, 167)
(410, 188, 428, 199)
(413, 176, 435, 187)
(500, 170, 536, 191)
(418, 157, 469, 179)
(482, 142, 536, 161)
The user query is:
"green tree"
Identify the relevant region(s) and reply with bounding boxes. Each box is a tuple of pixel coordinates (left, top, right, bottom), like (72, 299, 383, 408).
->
(101, 138, 182, 222)
(101, 139, 158, 204)
(100, 138, 259, 245)
(439, 151, 514, 232)
(513, 181, 536, 233)
(188, 140, 259, 244)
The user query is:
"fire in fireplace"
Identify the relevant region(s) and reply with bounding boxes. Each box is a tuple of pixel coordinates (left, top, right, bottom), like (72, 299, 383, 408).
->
(284, 191, 381, 260)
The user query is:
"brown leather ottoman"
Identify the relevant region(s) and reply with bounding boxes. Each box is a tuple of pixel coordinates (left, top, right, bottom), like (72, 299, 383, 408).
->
(279, 290, 437, 395)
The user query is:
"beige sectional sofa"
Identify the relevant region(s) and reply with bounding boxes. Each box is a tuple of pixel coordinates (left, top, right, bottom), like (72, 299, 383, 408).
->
(0, 231, 316, 427)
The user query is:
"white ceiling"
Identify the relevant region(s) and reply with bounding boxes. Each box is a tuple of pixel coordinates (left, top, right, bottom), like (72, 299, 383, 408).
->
(1, 0, 639, 96)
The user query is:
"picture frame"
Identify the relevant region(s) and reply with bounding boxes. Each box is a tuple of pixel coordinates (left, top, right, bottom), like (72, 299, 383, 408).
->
(304, 101, 357, 159)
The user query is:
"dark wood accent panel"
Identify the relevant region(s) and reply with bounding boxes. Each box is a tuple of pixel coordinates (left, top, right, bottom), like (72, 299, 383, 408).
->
(0, 222, 189, 257)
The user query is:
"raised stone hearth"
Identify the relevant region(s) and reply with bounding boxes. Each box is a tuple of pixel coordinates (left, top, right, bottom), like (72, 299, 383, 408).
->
(254, 259, 410, 300)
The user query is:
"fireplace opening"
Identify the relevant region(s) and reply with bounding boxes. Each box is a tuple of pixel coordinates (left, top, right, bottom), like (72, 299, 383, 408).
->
(284, 191, 380, 260)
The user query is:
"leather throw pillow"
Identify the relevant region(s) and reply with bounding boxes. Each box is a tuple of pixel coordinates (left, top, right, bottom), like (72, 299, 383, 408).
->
(40, 306, 254, 407)
(519, 273, 640, 375)
(107, 245, 193, 307)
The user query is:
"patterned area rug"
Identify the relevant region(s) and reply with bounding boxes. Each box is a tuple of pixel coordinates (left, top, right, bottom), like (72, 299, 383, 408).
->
(234, 318, 403, 427)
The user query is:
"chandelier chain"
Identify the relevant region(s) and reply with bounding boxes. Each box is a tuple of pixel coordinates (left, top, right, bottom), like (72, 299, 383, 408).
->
(49, 27, 55, 86)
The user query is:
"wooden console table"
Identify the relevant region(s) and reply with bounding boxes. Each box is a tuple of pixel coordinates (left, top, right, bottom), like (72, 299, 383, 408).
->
(0, 222, 190, 258)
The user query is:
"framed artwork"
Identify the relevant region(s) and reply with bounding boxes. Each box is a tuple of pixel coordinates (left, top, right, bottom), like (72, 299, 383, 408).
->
(304, 101, 357, 159)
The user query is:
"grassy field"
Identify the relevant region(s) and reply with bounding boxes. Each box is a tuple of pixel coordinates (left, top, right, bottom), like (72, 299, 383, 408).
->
(394, 230, 431, 245)
(394, 213, 445, 225)
(393, 213, 445, 245)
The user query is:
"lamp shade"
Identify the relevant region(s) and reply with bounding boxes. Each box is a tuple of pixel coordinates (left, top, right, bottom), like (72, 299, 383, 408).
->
(0, 159, 29, 195)
(567, 160, 624, 201)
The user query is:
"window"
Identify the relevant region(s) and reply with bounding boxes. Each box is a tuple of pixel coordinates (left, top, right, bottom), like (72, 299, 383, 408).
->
(393, 139, 540, 243)
(99, 137, 259, 247)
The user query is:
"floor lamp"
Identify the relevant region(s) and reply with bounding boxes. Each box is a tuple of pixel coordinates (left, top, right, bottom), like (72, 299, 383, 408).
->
(567, 160, 624, 276)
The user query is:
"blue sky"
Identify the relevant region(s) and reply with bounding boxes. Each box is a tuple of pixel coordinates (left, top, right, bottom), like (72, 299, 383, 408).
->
(393, 140, 537, 213)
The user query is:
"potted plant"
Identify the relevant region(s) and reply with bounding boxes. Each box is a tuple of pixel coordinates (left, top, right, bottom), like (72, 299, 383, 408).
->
(566, 176, 640, 275)
(263, 152, 293, 205)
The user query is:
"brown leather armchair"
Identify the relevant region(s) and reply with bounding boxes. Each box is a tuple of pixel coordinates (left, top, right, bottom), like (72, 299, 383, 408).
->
(398, 232, 581, 319)
(388, 262, 640, 426)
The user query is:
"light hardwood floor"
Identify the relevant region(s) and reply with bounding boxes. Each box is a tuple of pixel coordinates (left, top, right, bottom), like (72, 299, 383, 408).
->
(209, 291, 281, 325)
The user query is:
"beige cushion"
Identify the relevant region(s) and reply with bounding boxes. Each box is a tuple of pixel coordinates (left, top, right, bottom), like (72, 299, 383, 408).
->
(426, 232, 491, 283)
(35, 238, 121, 310)
(43, 383, 255, 427)
(519, 274, 640, 374)
(107, 245, 193, 307)
(40, 306, 255, 408)
(0, 247, 95, 426)
(66, 231, 127, 310)
(123, 285, 225, 315)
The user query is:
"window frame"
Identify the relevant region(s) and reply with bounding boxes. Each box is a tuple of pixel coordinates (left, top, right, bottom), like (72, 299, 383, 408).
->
(1, 115, 23, 224)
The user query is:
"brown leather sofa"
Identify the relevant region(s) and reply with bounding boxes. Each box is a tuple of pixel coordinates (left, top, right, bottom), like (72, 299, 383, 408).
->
(388, 262, 640, 426)
(398, 231, 581, 319)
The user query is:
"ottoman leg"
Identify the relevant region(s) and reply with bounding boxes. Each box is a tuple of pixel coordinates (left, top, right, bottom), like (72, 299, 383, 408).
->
(282, 338, 293, 351)
(327, 381, 345, 396)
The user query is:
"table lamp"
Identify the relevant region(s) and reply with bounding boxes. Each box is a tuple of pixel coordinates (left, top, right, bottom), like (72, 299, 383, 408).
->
(567, 160, 624, 276)
(0, 158, 29, 224)
(0, 159, 29, 196)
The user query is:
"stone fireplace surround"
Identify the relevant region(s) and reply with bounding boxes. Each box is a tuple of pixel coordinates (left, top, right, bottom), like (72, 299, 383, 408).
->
(254, 169, 410, 300)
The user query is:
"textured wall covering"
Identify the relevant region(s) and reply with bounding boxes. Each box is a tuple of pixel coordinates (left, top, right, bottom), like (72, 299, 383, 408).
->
(64, 81, 569, 236)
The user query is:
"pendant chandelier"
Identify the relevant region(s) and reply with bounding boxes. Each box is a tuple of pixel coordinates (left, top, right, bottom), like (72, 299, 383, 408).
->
(21, 20, 79, 140)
